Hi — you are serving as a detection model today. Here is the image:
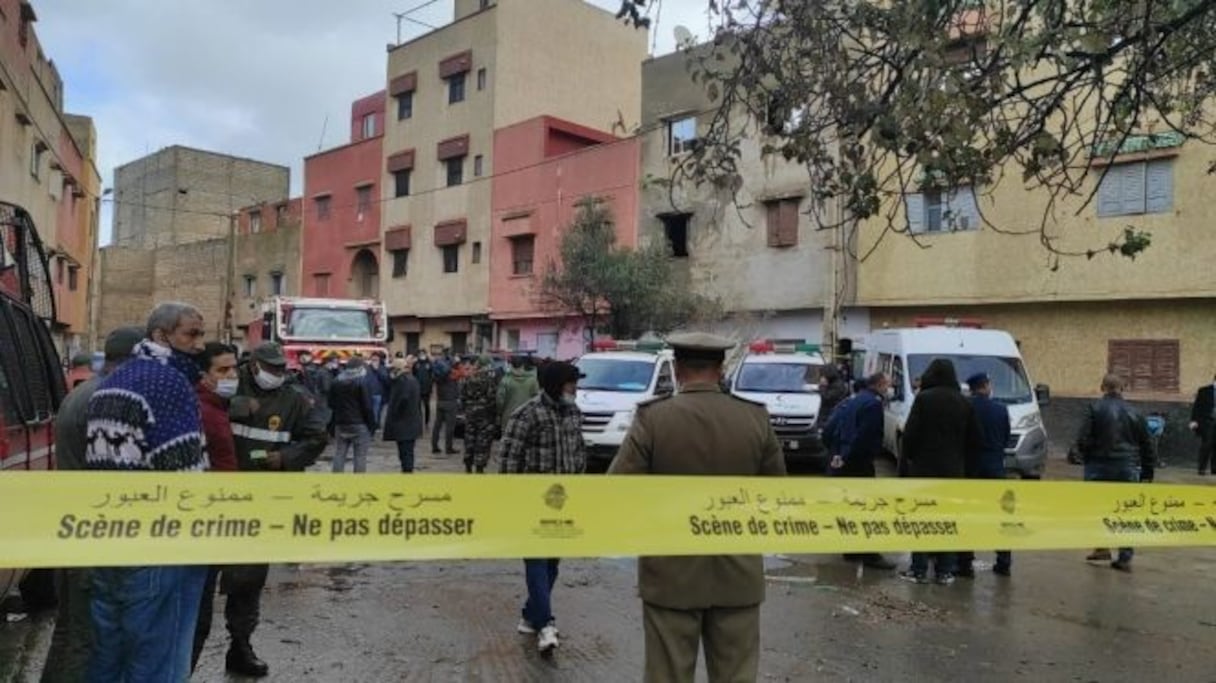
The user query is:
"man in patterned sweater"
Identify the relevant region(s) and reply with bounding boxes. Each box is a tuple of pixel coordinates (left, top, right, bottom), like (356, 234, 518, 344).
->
(500, 361, 586, 655)
(84, 302, 210, 682)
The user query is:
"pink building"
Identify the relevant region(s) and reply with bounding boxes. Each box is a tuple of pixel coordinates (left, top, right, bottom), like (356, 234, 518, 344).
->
(489, 116, 640, 359)
(301, 91, 385, 299)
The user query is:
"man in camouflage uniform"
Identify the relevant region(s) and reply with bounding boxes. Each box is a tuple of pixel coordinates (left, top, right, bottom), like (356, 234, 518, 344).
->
(460, 355, 499, 473)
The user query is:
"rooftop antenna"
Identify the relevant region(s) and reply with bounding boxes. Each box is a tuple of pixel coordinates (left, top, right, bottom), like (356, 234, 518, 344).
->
(317, 114, 328, 152)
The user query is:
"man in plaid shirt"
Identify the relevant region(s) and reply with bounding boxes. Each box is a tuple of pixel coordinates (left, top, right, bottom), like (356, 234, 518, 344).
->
(499, 361, 586, 654)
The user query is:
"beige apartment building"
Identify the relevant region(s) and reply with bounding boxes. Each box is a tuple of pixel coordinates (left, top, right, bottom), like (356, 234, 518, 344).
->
(379, 0, 647, 353)
(638, 47, 869, 350)
(859, 132, 1216, 401)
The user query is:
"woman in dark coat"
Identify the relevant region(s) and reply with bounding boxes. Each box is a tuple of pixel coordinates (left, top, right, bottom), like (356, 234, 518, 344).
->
(384, 356, 424, 472)
(898, 358, 983, 585)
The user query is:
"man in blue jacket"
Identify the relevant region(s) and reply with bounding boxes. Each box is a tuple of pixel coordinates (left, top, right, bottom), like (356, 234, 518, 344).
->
(826, 372, 896, 570)
(958, 372, 1013, 577)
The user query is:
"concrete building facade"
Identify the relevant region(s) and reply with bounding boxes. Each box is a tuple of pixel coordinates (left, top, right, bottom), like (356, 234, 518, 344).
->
(489, 116, 641, 359)
(231, 198, 302, 343)
(301, 92, 384, 301)
(638, 48, 868, 349)
(858, 131, 1216, 402)
(0, 0, 101, 359)
(111, 145, 288, 249)
(380, 0, 647, 353)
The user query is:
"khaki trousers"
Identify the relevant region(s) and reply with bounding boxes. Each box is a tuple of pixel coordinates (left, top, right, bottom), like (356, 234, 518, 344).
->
(642, 601, 760, 683)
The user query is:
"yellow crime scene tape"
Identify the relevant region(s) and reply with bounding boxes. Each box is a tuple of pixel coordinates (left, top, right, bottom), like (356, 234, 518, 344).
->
(1, 473, 1214, 568)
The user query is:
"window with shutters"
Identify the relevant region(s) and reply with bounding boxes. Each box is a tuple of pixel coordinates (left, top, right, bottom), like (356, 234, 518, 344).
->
(511, 235, 535, 275)
(1096, 159, 1173, 217)
(314, 274, 330, 296)
(391, 249, 409, 278)
(442, 245, 460, 273)
(394, 170, 411, 198)
(448, 73, 467, 104)
(248, 211, 262, 234)
(315, 195, 331, 220)
(356, 185, 373, 213)
(395, 91, 413, 120)
(1107, 339, 1179, 395)
(905, 186, 980, 233)
(270, 272, 284, 296)
(764, 198, 800, 247)
(446, 157, 464, 187)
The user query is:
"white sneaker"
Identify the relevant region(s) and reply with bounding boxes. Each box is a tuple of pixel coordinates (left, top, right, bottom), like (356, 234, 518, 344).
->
(517, 619, 558, 635)
(537, 624, 560, 653)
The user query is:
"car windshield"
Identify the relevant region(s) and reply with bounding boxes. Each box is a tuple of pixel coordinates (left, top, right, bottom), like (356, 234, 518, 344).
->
(907, 354, 1033, 404)
(574, 358, 655, 393)
(736, 362, 822, 393)
(286, 308, 374, 340)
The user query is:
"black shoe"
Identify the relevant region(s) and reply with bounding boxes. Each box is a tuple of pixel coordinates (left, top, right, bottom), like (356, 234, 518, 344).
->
(862, 556, 897, 571)
(993, 565, 1012, 577)
(226, 644, 269, 678)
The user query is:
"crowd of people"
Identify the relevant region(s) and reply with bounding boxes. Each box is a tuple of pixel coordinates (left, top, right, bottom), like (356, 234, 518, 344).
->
(34, 298, 1185, 682)
(819, 364, 1156, 582)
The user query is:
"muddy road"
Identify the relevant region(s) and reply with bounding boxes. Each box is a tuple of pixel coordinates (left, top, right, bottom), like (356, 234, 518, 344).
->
(3, 446, 1214, 682)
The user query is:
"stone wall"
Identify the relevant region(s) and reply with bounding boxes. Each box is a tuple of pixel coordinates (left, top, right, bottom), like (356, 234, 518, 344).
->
(95, 247, 155, 333)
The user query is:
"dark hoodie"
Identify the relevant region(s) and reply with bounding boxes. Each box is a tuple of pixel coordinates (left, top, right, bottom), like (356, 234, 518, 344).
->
(900, 358, 982, 478)
(818, 366, 850, 428)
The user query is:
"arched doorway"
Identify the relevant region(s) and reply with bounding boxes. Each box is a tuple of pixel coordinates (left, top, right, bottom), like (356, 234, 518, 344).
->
(349, 249, 380, 299)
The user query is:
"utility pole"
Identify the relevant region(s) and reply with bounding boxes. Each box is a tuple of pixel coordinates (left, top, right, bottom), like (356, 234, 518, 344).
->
(221, 211, 236, 344)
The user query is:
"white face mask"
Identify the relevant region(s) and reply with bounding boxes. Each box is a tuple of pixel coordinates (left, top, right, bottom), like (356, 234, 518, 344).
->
(255, 368, 286, 391)
(885, 387, 896, 400)
(215, 378, 240, 398)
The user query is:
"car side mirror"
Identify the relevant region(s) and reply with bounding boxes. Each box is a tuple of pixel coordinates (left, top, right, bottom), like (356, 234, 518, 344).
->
(656, 379, 674, 396)
(1035, 384, 1051, 406)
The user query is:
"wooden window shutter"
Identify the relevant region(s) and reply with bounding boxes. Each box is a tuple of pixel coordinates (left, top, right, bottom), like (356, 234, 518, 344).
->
(905, 194, 926, 233)
(765, 202, 782, 247)
(1108, 339, 1180, 395)
(765, 199, 800, 247)
(1151, 340, 1179, 394)
(1119, 162, 1146, 215)
(1145, 159, 1174, 214)
(1096, 168, 1122, 217)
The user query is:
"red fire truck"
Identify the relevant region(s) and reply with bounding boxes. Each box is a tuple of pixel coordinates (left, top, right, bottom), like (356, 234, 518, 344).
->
(245, 296, 391, 367)
(1, 201, 67, 603)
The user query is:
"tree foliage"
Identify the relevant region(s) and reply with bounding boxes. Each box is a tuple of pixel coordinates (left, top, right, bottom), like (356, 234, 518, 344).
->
(618, 0, 1216, 262)
(538, 198, 719, 347)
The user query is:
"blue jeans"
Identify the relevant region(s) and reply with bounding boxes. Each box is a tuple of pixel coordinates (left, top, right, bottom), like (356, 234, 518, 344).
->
(910, 552, 957, 577)
(395, 440, 416, 473)
(332, 424, 371, 473)
(1085, 460, 1140, 563)
(522, 559, 560, 629)
(87, 565, 207, 683)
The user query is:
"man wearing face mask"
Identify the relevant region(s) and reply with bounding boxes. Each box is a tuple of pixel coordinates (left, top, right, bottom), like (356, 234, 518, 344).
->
(84, 303, 210, 682)
(223, 341, 328, 677)
(190, 342, 240, 674)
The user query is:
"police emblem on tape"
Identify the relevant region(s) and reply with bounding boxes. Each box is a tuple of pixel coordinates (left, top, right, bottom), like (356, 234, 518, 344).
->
(533, 483, 582, 539)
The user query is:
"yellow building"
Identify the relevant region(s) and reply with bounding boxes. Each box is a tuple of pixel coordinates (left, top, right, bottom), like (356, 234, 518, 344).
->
(380, 0, 647, 353)
(858, 132, 1215, 401)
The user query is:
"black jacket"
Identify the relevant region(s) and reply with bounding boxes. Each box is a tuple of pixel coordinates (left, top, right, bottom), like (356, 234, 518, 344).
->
(1192, 385, 1215, 428)
(414, 360, 434, 395)
(230, 367, 329, 472)
(1076, 393, 1153, 467)
(329, 369, 376, 431)
(818, 370, 850, 429)
(901, 359, 982, 478)
(383, 373, 423, 442)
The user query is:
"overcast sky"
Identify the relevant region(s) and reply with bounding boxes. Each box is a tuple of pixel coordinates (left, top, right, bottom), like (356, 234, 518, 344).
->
(32, 0, 712, 244)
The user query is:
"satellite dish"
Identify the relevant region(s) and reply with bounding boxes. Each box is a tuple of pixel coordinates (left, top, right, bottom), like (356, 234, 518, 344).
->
(673, 25, 694, 48)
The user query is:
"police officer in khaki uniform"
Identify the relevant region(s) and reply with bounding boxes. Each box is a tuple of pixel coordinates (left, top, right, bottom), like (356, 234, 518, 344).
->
(609, 332, 785, 683)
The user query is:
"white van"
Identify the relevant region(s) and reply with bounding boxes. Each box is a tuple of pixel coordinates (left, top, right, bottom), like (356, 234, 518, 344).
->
(862, 323, 1050, 478)
(726, 342, 827, 466)
(574, 341, 675, 470)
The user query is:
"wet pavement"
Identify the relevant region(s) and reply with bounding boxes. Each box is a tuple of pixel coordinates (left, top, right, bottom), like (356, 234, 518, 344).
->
(3, 443, 1215, 682)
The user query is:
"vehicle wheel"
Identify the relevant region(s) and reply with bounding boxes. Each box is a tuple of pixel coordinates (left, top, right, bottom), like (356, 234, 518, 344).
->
(19, 568, 57, 613)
